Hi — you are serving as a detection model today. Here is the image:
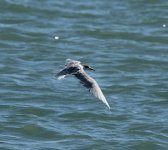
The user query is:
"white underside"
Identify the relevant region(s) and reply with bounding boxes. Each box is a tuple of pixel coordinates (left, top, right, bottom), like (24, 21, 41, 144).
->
(57, 75, 66, 80)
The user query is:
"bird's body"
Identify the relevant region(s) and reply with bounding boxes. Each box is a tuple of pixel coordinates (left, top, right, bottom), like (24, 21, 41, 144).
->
(56, 59, 111, 109)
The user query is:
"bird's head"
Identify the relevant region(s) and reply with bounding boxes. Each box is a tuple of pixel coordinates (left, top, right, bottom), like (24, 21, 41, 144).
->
(82, 64, 95, 71)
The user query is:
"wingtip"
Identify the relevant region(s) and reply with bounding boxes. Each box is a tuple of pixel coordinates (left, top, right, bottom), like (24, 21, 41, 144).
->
(103, 100, 111, 110)
(57, 75, 65, 80)
(107, 105, 111, 110)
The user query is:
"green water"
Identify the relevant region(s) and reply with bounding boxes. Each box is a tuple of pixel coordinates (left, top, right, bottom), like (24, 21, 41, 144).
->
(0, 0, 168, 149)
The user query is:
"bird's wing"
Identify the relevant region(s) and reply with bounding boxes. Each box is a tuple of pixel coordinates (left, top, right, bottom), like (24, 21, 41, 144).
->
(74, 72, 111, 109)
(90, 79, 111, 110)
(56, 68, 68, 80)
(56, 66, 80, 80)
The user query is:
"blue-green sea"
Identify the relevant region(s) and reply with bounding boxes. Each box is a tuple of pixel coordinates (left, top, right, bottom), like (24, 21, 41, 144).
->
(0, 0, 168, 149)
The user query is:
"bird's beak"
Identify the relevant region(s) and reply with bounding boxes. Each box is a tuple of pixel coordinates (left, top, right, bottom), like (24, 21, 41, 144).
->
(83, 64, 95, 71)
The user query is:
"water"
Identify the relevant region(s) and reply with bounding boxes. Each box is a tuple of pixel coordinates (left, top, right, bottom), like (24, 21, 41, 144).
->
(0, 0, 168, 149)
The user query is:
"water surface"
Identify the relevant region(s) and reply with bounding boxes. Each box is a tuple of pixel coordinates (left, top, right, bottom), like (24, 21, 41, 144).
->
(0, 0, 168, 149)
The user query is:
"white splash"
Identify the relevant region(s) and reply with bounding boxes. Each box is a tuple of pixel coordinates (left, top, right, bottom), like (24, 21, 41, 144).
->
(163, 24, 166, 28)
(54, 36, 59, 40)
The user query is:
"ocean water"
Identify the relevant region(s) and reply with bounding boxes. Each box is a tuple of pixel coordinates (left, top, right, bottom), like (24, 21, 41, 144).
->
(0, 0, 168, 149)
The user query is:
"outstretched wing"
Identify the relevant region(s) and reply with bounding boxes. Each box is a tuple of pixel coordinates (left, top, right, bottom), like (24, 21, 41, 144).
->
(56, 68, 68, 80)
(74, 72, 111, 109)
(90, 79, 111, 110)
(56, 66, 80, 80)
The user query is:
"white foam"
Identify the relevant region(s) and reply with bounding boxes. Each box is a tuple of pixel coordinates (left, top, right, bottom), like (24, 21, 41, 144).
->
(163, 24, 166, 28)
(54, 36, 59, 40)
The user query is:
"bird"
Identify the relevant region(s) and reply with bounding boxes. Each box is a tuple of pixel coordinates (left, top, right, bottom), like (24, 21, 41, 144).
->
(56, 59, 111, 109)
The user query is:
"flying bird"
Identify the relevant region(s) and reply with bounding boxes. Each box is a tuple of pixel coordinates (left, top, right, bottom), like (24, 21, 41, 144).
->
(56, 59, 111, 109)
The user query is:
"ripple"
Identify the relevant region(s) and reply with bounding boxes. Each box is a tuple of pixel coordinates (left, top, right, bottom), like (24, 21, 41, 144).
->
(1, 0, 168, 149)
